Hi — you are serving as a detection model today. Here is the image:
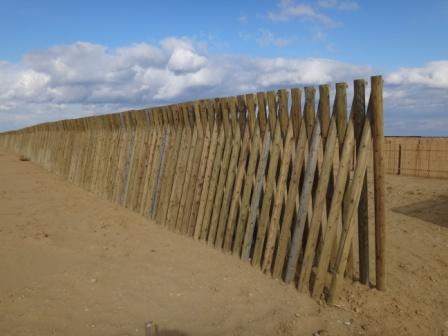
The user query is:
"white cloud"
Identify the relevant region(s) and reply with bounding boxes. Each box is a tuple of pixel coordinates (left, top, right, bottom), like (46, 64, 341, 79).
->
(115, 43, 166, 67)
(254, 57, 370, 86)
(386, 61, 448, 89)
(0, 39, 447, 135)
(13, 70, 51, 101)
(256, 30, 292, 47)
(267, 0, 339, 27)
(318, 0, 359, 11)
(167, 48, 207, 73)
(382, 61, 448, 135)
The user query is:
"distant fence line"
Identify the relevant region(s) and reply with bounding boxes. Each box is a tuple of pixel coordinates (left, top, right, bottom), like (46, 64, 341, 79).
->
(0, 76, 386, 303)
(384, 137, 448, 179)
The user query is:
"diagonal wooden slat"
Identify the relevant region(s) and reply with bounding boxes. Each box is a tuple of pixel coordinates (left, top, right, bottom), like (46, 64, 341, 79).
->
(222, 125, 251, 253)
(327, 116, 372, 303)
(233, 126, 261, 256)
(311, 119, 355, 298)
(297, 115, 338, 292)
(271, 122, 307, 279)
(251, 123, 282, 267)
(241, 129, 272, 261)
(261, 123, 294, 273)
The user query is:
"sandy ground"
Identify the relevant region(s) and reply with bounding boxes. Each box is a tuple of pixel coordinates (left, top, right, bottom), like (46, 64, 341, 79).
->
(0, 148, 447, 336)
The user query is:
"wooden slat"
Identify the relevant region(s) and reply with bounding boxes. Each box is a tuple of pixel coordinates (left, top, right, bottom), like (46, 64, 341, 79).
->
(327, 117, 371, 303)
(271, 122, 307, 278)
(284, 119, 321, 283)
(207, 101, 234, 244)
(251, 123, 282, 267)
(290, 88, 302, 141)
(139, 110, 160, 215)
(194, 122, 219, 239)
(237, 95, 246, 135)
(222, 125, 251, 252)
(267, 91, 277, 134)
(261, 124, 294, 273)
(304, 87, 316, 138)
(176, 122, 199, 233)
(278, 89, 289, 138)
(312, 120, 355, 298)
(200, 125, 226, 240)
(232, 126, 261, 256)
(156, 107, 183, 224)
(318, 85, 331, 144)
(131, 113, 153, 211)
(297, 116, 337, 292)
(241, 129, 272, 260)
(334, 82, 355, 279)
(188, 121, 212, 237)
(166, 115, 192, 230)
(246, 93, 257, 137)
(335, 83, 348, 142)
(214, 124, 242, 248)
(352, 79, 369, 285)
(256, 92, 268, 136)
(370, 75, 386, 291)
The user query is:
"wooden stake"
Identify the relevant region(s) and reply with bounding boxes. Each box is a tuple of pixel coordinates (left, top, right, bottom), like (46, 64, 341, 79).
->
(370, 75, 386, 291)
(242, 130, 271, 260)
(312, 120, 355, 298)
(284, 119, 321, 283)
(352, 79, 369, 285)
(297, 115, 337, 292)
(251, 124, 282, 267)
(327, 117, 371, 303)
(272, 122, 307, 278)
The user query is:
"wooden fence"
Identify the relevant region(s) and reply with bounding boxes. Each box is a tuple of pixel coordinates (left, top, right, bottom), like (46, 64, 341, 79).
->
(384, 137, 448, 179)
(0, 76, 386, 302)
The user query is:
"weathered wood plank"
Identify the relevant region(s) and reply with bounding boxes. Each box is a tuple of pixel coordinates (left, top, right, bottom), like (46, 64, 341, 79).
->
(352, 79, 369, 285)
(312, 120, 355, 298)
(327, 117, 371, 303)
(233, 126, 261, 256)
(297, 116, 337, 292)
(290, 88, 302, 142)
(215, 125, 242, 248)
(278, 90, 289, 138)
(241, 129, 272, 260)
(370, 75, 386, 291)
(200, 125, 226, 240)
(222, 125, 251, 252)
(267, 91, 277, 134)
(208, 101, 234, 244)
(189, 122, 212, 237)
(284, 119, 321, 283)
(261, 124, 294, 273)
(176, 126, 198, 233)
(272, 122, 307, 278)
(251, 123, 282, 267)
(194, 122, 219, 239)
(256, 92, 268, 137)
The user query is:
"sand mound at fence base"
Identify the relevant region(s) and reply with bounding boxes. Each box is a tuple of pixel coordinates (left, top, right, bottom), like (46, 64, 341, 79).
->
(0, 149, 447, 336)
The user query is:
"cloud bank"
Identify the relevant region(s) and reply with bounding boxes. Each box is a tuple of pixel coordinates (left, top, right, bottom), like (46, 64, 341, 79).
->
(0, 38, 447, 135)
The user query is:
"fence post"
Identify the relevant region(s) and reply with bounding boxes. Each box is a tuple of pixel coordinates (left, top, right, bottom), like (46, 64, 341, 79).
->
(353, 79, 369, 285)
(371, 75, 386, 291)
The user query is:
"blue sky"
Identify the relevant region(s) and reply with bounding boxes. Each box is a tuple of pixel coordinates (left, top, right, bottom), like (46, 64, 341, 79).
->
(0, 0, 447, 135)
